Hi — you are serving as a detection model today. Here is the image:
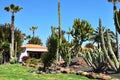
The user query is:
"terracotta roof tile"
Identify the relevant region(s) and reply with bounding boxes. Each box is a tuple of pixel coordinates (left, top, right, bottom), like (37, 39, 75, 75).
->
(21, 44, 46, 49)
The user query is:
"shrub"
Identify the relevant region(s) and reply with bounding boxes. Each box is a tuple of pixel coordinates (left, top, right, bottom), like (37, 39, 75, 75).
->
(41, 53, 55, 71)
(10, 57, 17, 64)
(0, 54, 2, 64)
(26, 58, 38, 65)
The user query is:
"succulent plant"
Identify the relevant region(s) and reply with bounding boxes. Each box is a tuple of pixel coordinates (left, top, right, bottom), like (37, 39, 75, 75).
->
(82, 49, 107, 72)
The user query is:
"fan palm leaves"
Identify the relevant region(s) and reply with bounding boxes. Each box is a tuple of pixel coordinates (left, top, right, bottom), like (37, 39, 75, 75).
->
(29, 26, 38, 38)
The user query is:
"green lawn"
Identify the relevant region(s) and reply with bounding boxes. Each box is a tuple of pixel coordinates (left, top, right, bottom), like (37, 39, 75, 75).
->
(0, 64, 93, 80)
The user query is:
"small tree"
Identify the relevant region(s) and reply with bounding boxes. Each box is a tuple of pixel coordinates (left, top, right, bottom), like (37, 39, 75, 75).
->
(28, 37, 42, 45)
(0, 42, 10, 64)
(0, 24, 24, 63)
(60, 39, 71, 67)
(41, 35, 57, 71)
(70, 18, 94, 57)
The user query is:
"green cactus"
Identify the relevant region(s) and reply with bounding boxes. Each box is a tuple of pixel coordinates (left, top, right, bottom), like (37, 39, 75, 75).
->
(114, 10, 120, 34)
(114, 10, 120, 61)
(100, 19, 120, 72)
(83, 19, 120, 72)
(82, 49, 107, 72)
(106, 29, 119, 69)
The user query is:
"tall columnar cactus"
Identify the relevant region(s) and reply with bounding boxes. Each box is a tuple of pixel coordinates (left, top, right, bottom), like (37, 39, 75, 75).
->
(106, 29, 119, 69)
(100, 19, 120, 72)
(56, 0, 62, 62)
(114, 10, 120, 34)
(82, 19, 120, 72)
(114, 10, 120, 61)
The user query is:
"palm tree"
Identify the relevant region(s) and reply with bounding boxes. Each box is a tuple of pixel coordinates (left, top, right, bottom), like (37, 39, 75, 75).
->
(4, 4, 23, 58)
(29, 26, 38, 38)
(28, 37, 42, 45)
(0, 24, 24, 63)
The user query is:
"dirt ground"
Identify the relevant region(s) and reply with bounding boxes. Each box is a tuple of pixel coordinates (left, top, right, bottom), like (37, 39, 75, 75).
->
(71, 57, 120, 79)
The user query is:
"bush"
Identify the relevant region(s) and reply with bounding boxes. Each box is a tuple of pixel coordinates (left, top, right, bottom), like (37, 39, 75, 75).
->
(26, 58, 37, 65)
(41, 53, 55, 71)
(10, 57, 17, 64)
(0, 54, 2, 64)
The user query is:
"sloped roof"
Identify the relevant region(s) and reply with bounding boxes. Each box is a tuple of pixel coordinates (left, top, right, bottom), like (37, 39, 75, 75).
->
(21, 44, 48, 52)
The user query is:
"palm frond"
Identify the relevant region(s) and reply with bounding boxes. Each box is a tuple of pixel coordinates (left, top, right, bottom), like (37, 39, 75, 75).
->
(14, 6, 23, 13)
(10, 4, 15, 9)
(4, 7, 10, 12)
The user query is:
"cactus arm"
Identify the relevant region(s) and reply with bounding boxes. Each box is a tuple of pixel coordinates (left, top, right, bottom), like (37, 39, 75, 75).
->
(106, 29, 119, 69)
(82, 51, 96, 69)
(100, 20, 117, 71)
(114, 10, 120, 34)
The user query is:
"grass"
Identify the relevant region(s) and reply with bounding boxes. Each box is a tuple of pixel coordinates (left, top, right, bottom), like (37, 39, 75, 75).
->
(0, 64, 93, 80)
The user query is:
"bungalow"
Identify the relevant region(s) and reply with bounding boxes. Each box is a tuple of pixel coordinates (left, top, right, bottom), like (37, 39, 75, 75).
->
(19, 44, 48, 62)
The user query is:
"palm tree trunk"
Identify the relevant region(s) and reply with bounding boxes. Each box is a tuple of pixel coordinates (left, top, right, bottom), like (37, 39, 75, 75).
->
(33, 30, 34, 38)
(11, 12, 14, 58)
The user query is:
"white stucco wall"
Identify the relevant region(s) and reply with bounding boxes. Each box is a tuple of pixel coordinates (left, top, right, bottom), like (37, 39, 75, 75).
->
(19, 50, 28, 62)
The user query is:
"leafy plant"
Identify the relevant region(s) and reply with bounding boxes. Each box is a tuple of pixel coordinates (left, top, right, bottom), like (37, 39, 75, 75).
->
(10, 57, 17, 64)
(70, 18, 94, 57)
(0, 54, 2, 64)
(60, 41, 71, 67)
(42, 31, 58, 71)
(28, 37, 42, 45)
(26, 58, 40, 65)
(41, 53, 55, 71)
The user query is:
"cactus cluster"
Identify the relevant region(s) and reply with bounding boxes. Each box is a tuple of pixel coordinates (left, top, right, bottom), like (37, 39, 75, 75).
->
(82, 19, 120, 72)
(100, 19, 120, 72)
(82, 49, 107, 72)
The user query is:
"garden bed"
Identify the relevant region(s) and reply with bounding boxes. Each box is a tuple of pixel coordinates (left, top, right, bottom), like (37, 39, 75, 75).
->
(0, 64, 91, 80)
(22, 57, 119, 80)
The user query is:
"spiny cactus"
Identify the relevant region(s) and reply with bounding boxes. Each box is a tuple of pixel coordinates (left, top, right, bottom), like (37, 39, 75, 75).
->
(100, 19, 120, 72)
(106, 29, 119, 69)
(82, 49, 107, 72)
(83, 19, 120, 72)
(114, 10, 120, 34)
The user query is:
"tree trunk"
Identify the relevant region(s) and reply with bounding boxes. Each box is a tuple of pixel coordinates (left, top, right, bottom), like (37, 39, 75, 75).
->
(11, 12, 14, 59)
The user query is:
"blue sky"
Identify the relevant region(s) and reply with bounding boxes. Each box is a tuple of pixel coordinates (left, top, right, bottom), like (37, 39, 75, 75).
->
(0, 0, 120, 46)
